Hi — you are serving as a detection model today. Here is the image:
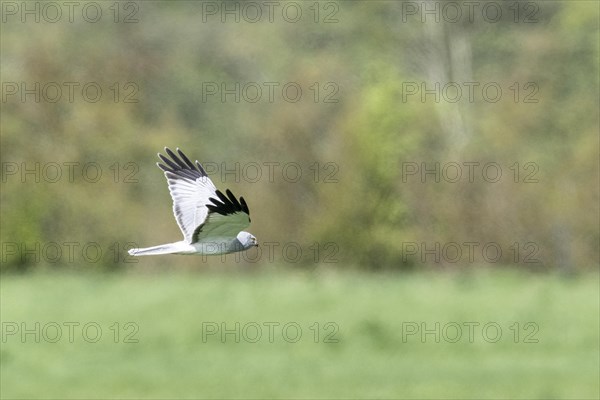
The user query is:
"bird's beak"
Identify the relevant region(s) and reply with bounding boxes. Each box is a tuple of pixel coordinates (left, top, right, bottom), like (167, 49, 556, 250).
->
(255, 243, 259, 247)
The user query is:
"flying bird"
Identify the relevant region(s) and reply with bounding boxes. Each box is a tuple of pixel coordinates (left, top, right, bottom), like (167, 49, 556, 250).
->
(128, 147, 257, 256)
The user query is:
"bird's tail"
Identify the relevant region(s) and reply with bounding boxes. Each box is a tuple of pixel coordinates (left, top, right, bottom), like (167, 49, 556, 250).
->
(128, 242, 189, 256)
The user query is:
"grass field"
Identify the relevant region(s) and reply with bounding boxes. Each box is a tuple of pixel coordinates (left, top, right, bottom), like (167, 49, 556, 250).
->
(1, 269, 598, 399)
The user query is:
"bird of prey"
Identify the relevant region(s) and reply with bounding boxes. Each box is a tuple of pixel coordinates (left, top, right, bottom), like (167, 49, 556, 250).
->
(128, 147, 257, 256)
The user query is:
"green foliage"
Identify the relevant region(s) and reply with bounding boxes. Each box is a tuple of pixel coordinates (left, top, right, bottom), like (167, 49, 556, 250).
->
(1, 2, 598, 271)
(310, 62, 427, 269)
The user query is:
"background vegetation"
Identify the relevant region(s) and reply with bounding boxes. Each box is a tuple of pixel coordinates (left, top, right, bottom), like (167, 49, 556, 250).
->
(2, 0, 598, 272)
(1, 1, 598, 398)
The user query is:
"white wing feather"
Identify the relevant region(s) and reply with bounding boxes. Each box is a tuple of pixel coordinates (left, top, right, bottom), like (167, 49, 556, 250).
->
(166, 173, 216, 242)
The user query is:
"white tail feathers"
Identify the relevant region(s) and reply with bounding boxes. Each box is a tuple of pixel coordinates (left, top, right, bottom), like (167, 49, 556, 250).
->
(128, 242, 190, 256)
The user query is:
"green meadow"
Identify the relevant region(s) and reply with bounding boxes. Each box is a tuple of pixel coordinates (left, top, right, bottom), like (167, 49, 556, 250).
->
(1, 269, 598, 399)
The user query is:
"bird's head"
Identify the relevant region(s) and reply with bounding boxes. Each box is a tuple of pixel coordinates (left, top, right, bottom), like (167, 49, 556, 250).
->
(237, 231, 258, 249)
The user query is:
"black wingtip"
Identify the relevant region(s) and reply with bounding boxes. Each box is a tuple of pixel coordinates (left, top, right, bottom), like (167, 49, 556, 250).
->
(239, 196, 250, 215)
(226, 189, 242, 208)
(156, 147, 208, 179)
(177, 148, 197, 170)
(207, 190, 250, 217)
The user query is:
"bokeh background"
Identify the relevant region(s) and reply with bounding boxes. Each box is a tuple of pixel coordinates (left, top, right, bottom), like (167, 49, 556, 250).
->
(1, 1, 598, 398)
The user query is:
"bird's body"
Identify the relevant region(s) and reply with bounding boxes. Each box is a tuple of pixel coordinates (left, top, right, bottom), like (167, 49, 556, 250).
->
(128, 148, 257, 257)
(128, 237, 246, 256)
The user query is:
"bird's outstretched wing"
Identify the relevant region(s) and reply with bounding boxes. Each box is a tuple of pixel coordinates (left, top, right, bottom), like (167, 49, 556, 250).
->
(157, 147, 217, 243)
(157, 147, 250, 244)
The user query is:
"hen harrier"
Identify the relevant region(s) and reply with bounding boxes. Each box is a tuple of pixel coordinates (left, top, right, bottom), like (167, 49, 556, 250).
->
(128, 147, 257, 256)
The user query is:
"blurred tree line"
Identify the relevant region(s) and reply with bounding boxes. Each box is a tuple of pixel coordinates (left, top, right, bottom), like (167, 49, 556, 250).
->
(1, 1, 598, 272)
